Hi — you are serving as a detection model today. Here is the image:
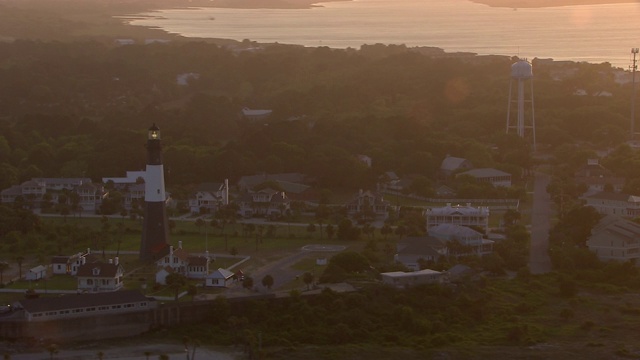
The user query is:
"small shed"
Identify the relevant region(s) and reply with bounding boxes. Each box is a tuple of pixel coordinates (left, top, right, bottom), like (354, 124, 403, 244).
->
(205, 268, 235, 287)
(26, 265, 47, 281)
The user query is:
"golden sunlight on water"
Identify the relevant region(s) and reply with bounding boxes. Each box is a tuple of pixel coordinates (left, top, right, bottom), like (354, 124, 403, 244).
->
(129, 0, 640, 68)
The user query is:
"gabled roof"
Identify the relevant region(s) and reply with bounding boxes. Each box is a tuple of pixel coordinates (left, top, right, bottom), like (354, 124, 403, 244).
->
(28, 265, 47, 273)
(209, 268, 234, 279)
(51, 256, 70, 264)
(457, 168, 510, 178)
(172, 248, 190, 261)
(584, 191, 639, 202)
(18, 290, 150, 313)
(398, 236, 447, 257)
(76, 262, 123, 278)
(187, 256, 209, 267)
(591, 215, 640, 240)
(21, 180, 43, 187)
(441, 156, 471, 171)
(427, 204, 489, 216)
(429, 223, 482, 238)
(1, 185, 22, 196)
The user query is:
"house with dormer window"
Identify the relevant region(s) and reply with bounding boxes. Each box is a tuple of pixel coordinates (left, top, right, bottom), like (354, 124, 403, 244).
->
(52, 248, 99, 276)
(346, 189, 390, 222)
(155, 241, 210, 281)
(76, 258, 124, 293)
(235, 189, 290, 218)
(189, 182, 228, 214)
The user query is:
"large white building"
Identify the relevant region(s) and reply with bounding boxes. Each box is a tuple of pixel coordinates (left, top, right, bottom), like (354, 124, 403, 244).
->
(425, 203, 490, 232)
(587, 215, 640, 262)
(583, 191, 640, 217)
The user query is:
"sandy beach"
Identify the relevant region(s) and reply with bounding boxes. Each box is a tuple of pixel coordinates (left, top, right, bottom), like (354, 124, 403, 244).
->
(471, 0, 639, 8)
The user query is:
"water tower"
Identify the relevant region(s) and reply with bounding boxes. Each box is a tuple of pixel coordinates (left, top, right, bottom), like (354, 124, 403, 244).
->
(506, 59, 536, 151)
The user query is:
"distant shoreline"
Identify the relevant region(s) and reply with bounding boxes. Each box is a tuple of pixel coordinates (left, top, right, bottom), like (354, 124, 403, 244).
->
(205, 0, 348, 9)
(470, 0, 638, 8)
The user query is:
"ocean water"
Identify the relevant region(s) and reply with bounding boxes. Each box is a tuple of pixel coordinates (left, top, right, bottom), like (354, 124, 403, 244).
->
(128, 0, 640, 68)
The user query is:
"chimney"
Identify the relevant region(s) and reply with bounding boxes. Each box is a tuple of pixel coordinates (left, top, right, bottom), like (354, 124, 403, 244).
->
(87, 248, 90, 254)
(108, 258, 113, 264)
(170, 245, 174, 256)
(179, 241, 183, 249)
(115, 257, 119, 266)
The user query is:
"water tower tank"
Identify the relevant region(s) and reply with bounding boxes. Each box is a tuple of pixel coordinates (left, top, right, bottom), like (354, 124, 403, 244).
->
(511, 60, 533, 79)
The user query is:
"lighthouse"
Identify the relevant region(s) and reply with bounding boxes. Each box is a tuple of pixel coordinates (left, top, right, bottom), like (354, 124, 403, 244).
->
(140, 123, 170, 261)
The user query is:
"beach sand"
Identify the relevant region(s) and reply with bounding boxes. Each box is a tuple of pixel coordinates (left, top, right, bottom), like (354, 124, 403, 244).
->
(471, 0, 638, 8)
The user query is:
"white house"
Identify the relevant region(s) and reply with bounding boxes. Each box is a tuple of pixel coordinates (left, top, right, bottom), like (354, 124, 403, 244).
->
(205, 268, 235, 287)
(587, 215, 640, 263)
(51, 250, 96, 276)
(583, 191, 640, 217)
(51, 249, 97, 276)
(76, 259, 124, 293)
(155, 242, 210, 280)
(236, 189, 290, 218)
(345, 189, 390, 221)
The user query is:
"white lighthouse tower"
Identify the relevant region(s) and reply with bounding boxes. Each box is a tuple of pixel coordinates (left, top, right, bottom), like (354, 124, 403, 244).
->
(506, 59, 536, 151)
(140, 123, 170, 261)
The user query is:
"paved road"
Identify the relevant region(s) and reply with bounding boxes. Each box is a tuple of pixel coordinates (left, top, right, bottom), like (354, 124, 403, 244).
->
(529, 172, 553, 274)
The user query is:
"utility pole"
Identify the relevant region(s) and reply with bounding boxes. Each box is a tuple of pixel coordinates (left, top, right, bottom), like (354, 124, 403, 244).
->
(631, 48, 639, 140)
